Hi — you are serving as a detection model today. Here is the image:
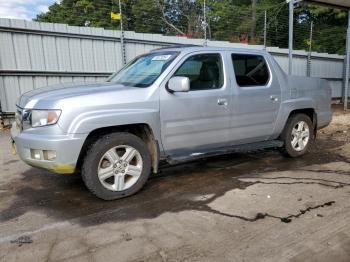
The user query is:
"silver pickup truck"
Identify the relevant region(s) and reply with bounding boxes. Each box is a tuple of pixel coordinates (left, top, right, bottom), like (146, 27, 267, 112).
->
(11, 46, 332, 200)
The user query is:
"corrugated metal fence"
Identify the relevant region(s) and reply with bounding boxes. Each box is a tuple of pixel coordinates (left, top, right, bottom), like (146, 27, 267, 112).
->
(0, 18, 345, 112)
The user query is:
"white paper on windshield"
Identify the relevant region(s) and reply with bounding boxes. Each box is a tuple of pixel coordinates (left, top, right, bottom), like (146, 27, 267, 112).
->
(152, 55, 172, 61)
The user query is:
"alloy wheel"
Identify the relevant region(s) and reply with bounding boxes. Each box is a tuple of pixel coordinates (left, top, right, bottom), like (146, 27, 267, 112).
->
(97, 145, 143, 191)
(291, 121, 310, 152)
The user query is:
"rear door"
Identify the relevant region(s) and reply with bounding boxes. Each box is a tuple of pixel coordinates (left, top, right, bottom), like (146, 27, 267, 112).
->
(159, 52, 233, 157)
(229, 53, 281, 144)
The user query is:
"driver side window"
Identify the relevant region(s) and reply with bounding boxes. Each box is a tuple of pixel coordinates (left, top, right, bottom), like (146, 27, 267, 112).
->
(174, 53, 224, 91)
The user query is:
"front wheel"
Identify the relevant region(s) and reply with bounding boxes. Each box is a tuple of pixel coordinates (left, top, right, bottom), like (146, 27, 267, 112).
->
(81, 132, 151, 200)
(280, 114, 314, 158)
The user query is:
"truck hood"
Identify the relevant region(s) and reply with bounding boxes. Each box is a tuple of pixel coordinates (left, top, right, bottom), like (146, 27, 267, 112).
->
(17, 82, 136, 109)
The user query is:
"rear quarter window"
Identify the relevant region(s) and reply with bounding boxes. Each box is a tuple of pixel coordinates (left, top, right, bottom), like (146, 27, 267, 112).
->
(231, 54, 270, 87)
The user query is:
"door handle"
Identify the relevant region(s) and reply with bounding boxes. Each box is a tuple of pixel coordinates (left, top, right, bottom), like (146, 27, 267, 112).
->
(217, 98, 228, 106)
(270, 95, 279, 102)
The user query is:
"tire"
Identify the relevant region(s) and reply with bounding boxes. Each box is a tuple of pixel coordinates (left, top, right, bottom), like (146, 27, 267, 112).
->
(280, 113, 314, 158)
(81, 132, 151, 200)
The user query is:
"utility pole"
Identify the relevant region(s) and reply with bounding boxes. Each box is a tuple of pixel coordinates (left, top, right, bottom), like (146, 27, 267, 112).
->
(288, 0, 294, 75)
(307, 21, 313, 77)
(251, 0, 257, 42)
(344, 11, 350, 111)
(263, 10, 267, 50)
(203, 0, 207, 46)
(119, 0, 126, 65)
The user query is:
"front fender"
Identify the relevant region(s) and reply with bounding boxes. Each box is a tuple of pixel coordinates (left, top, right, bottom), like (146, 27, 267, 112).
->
(65, 108, 161, 142)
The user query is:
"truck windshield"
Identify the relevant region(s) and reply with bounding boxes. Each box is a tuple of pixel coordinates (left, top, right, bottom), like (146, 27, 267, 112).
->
(108, 51, 178, 87)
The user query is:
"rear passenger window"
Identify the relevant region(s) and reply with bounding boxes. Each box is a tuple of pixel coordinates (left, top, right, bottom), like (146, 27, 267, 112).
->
(174, 54, 224, 91)
(231, 54, 270, 87)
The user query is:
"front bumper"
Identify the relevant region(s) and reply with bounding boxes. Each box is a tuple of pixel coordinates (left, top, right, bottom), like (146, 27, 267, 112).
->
(11, 122, 87, 174)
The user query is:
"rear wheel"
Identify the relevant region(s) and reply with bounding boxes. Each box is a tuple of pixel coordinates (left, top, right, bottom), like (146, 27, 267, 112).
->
(81, 132, 151, 200)
(280, 114, 314, 158)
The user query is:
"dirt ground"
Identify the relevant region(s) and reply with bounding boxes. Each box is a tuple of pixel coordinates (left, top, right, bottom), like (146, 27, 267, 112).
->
(0, 106, 350, 262)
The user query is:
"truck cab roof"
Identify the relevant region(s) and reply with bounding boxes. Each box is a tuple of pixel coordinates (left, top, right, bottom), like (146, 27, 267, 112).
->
(151, 45, 268, 55)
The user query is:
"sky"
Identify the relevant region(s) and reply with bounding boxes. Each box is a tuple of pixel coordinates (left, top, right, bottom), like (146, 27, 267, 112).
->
(0, 0, 58, 20)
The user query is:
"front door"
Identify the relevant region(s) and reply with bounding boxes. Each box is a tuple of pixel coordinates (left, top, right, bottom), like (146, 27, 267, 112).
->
(159, 52, 232, 157)
(229, 53, 281, 144)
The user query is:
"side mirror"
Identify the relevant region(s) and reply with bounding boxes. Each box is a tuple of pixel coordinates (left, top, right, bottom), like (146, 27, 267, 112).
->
(167, 76, 190, 93)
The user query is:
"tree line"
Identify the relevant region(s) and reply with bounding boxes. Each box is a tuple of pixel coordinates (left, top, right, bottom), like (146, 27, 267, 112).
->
(35, 0, 348, 55)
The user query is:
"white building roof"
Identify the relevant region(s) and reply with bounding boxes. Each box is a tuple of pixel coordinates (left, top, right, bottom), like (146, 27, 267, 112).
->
(305, 0, 350, 9)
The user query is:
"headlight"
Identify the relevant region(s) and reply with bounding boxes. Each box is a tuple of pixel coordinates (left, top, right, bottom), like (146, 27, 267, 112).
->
(31, 110, 61, 127)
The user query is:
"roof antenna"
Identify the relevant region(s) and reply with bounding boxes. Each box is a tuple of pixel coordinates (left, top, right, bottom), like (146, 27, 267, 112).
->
(202, 0, 208, 47)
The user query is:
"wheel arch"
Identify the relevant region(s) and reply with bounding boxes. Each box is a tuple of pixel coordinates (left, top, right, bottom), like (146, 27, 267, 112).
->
(76, 123, 160, 174)
(280, 108, 317, 138)
(288, 108, 316, 124)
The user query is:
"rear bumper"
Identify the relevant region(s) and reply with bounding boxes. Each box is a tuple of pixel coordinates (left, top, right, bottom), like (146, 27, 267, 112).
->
(317, 111, 332, 129)
(11, 122, 87, 174)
